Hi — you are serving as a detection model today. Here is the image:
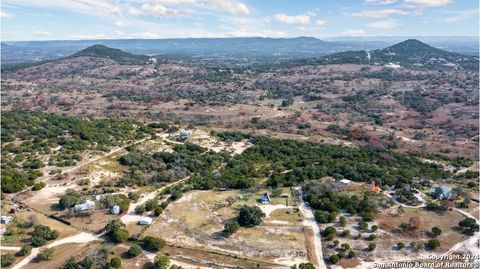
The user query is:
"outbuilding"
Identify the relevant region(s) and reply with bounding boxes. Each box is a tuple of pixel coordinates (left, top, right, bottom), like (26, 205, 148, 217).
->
(139, 217, 153, 225)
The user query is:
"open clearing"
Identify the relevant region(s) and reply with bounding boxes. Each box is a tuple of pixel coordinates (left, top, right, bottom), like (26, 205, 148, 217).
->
(144, 190, 308, 267)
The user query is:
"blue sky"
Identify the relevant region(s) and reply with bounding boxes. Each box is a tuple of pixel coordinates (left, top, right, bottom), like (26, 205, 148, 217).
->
(1, 0, 478, 41)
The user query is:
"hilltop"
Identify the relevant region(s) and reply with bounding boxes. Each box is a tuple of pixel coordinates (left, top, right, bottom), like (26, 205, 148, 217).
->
(319, 39, 478, 70)
(68, 44, 149, 64)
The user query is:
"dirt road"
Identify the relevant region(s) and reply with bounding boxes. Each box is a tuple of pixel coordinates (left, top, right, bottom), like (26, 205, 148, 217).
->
(296, 187, 327, 269)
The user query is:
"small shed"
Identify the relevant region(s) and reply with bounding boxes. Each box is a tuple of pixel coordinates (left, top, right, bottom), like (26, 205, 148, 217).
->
(139, 217, 153, 225)
(1, 216, 13, 224)
(111, 205, 120, 215)
(260, 193, 271, 204)
(339, 179, 351, 185)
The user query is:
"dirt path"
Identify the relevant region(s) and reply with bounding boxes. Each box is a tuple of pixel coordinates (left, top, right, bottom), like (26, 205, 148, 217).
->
(11, 232, 103, 269)
(295, 187, 327, 269)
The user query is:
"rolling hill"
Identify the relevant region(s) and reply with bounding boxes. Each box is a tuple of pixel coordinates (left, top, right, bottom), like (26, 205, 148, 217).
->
(318, 39, 478, 70)
(68, 44, 149, 64)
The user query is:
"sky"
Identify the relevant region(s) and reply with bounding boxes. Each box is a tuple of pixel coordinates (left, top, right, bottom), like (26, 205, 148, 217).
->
(1, 0, 478, 41)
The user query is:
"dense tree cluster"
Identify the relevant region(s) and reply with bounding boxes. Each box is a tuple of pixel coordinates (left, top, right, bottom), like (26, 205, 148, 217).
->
(1, 111, 154, 193)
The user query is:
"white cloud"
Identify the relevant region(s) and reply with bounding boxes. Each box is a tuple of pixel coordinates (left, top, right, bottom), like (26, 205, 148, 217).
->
(114, 30, 124, 35)
(128, 4, 184, 17)
(4, 0, 121, 18)
(226, 29, 288, 37)
(341, 29, 366, 36)
(367, 19, 400, 29)
(440, 9, 477, 23)
(69, 33, 108, 39)
(211, 0, 250, 16)
(0, 12, 13, 18)
(114, 21, 126, 27)
(353, 8, 408, 17)
(403, 0, 451, 8)
(33, 30, 53, 37)
(273, 13, 310, 25)
(366, 0, 397, 4)
(315, 20, 326, 26)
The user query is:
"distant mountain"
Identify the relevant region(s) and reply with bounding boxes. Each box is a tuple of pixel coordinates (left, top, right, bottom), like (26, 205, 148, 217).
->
(1, 45, 150, 73)
(69, 44, 149, 64)
(319, 39, 478, 70)
(1, 37, 388, 64)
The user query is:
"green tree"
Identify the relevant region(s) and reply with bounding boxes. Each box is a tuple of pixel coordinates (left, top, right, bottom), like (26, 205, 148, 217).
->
(323, 226, 337, 240)
(32, 182, 46, 191)
(128, 244, 142, 258)
(154, 254, 170, 269)
(142, 236, 166, 252)
(105, 220, 126, 234)
(431, 227, 442, 237)
(426, 239, 440, 250)
(397, 242, 405, 250)
(223, 220, 240, 237)
(298, 263, 315, 269)
(368, 243, 376, 251)
(110, 257, 122, 268)
(62, 257, 79, 269)
(59, 189, 82, 209)
(1, 254, 15, 267)
(18, 244, 32, 256)
(339, 216, 347, 227)
(112, 228, 129, 243)
(238, 205, 265, 227)
(329, 254, 340, 264)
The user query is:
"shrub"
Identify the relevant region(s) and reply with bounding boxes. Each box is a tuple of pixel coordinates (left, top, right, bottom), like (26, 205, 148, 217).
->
(362, 211, 374, 222)
(128, 244, 142, 258)
(112, 228, 129, 243)
(142, 236, 166, 252)
(340, 230, 350, 237)
(1, 254, 15, 267)
(37, 248, 54, 261)
(341, 243, 350, 251)
(323, 226, 337, 240)
(154, 254, 170, 269)
(223, 220, 240, 237)
(298, 263, 315, 269)
(135, 204, 146, 215)
(105, 220, 125, 235)
(154, 206, 164, 216)
(314, 210, 337, 223)
(339, 216, 347, 227)
(32, 182, 46, 191)
(368, 243, 376, 251)
(431, 227, 442, 237)
(31, 236, 47, 247)
(110, 257, 122, 268)
(329, 254, 340, 264)
(348, 250, 357, 258)
(371, 225, 378, 232)
(397, 242, 405, 250)
(18, 244, 32, 256)
(426, 239, 440, 250)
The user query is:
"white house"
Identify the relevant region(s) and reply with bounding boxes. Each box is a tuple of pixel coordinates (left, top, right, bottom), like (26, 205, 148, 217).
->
(74, 200, 95, 212)
(139, 217, 153, 225)
(340, 179, 351, 185)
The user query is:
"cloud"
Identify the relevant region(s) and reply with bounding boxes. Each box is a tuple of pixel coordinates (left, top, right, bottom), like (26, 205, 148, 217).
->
(226, 29, 288, 37)
(365, 0, 397, 4)
(315, 20, 326, 26)
(211, 0, 250, 16)
(353, 8, 408, 17)
(403, 0, 451, 8)
(367, 19, 400, 29)
(273, 13, 310, 25)
(69, 33, 107, 39)
(0, 12, 13, 18)
(114, 30, 124, 35)
(127, 4, 184, 17)
(4, 0, 121, 18)
(341, 29, 366, 36)
(33, 30, 53, 37)
(440, 9, 477, 23)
